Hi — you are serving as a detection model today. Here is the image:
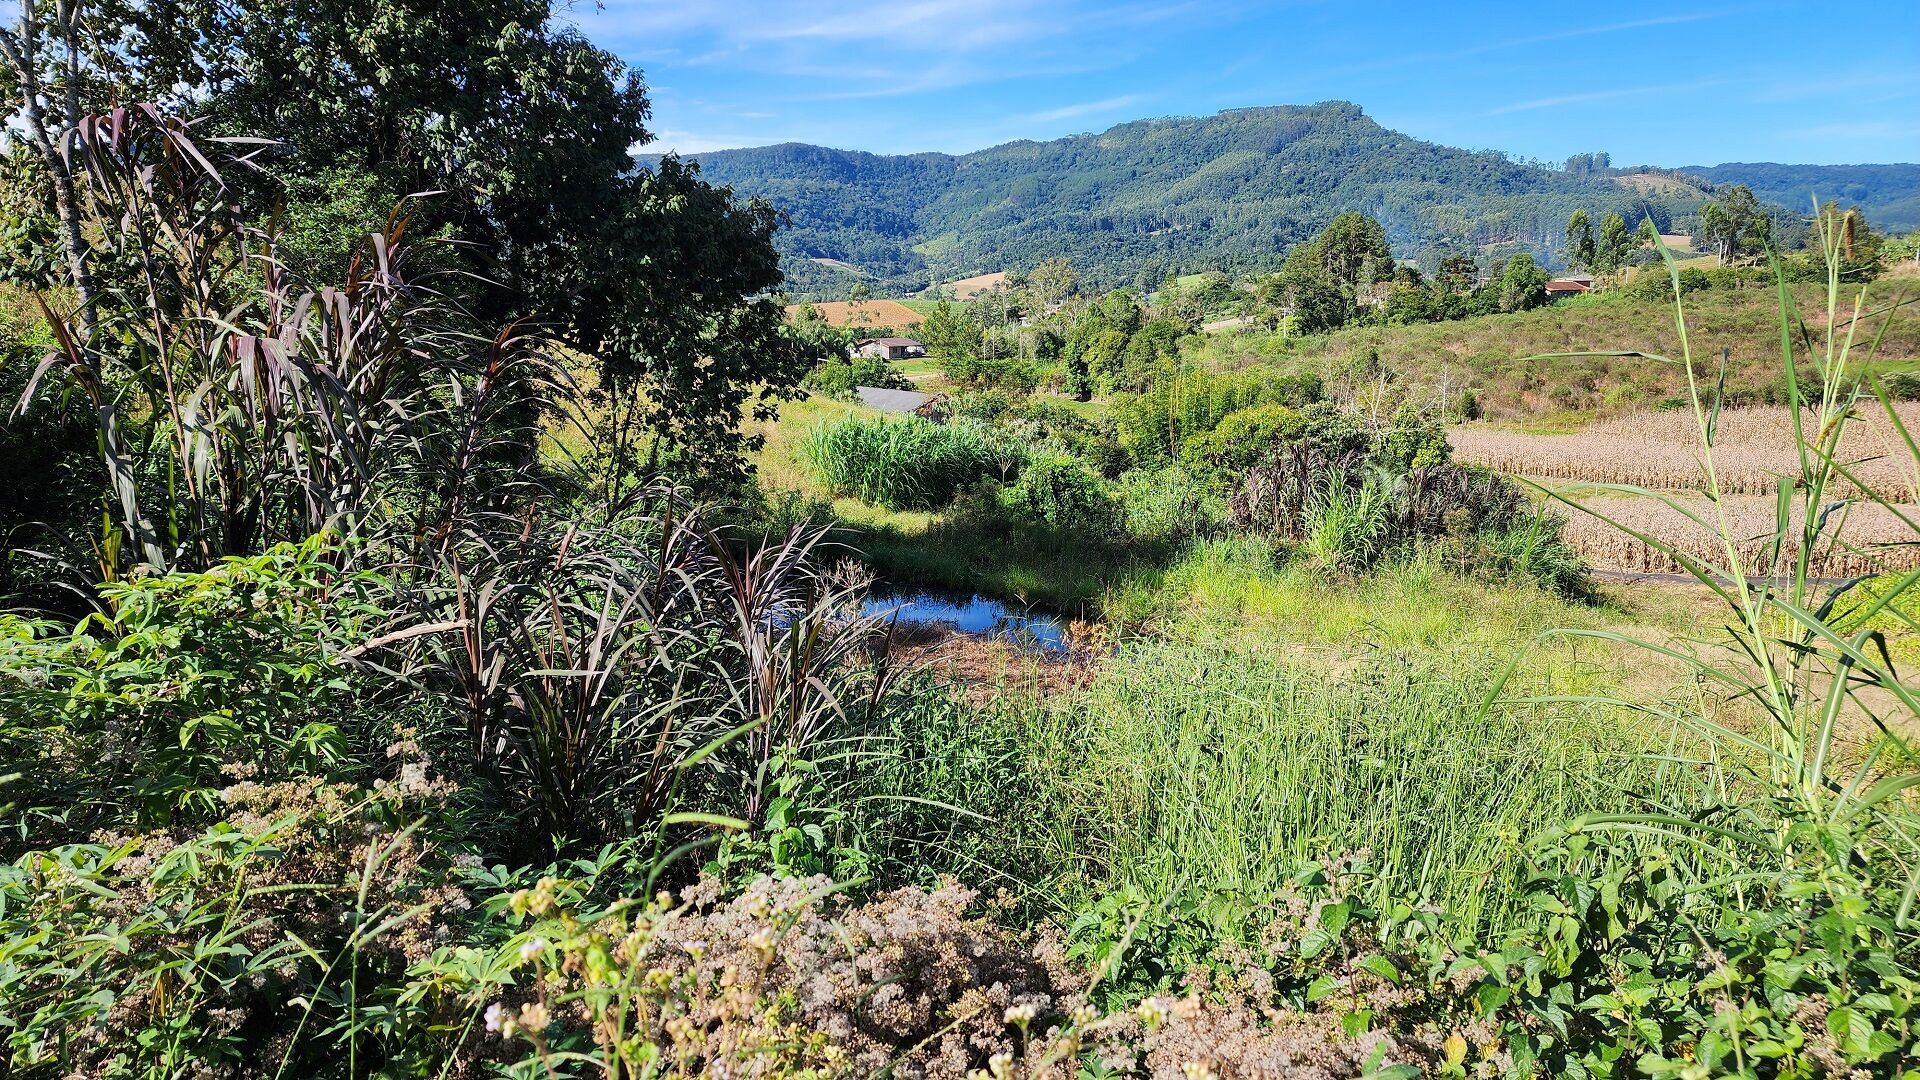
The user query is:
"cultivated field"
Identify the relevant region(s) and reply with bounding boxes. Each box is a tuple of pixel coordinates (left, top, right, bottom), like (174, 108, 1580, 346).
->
(784, 299, 925, 329)
(1452, 404, 1920, 576)
(942, 271, 1006, 299)
(1451, 404, 1920, 499)
(1557, 493, 1920, 577)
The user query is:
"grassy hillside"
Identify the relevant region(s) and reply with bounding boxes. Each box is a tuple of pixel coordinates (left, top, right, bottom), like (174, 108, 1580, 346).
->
(1190, 281, 1920, 420)
(661, 102, 1716, 296)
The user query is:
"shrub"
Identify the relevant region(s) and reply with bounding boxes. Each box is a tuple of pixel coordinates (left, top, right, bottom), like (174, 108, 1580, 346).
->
(1373, 402, 1451, 473)
(940, 352, 1041, 392)
(465, 870, 1436, 1080)
(1179, 401, 1299, 472)
(1114, 365, 1324, 465)
(799, 415, 1012, 510)
(802, 354, 913, 399)
(0, 780, 470, 1079)
(1001, 457, 1118, 537)
(0, 538, 381, 835)
(473, 873, 1074, 1079)
(1117, 465, 1224, 545)
(1475, 509, 1589, 598)
(1880, 369, 1920, 401)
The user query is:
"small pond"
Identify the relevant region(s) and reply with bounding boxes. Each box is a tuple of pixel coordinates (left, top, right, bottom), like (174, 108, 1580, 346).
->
(862, 590, 1071, 655)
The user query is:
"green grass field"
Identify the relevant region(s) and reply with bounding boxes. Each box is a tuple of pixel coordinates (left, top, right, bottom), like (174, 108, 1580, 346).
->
(1188, 283, 1920, 423)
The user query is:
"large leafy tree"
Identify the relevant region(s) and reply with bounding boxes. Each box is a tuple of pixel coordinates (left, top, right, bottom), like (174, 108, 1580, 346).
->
(1494, 253, 1549, 313)
(3, 0, 803, 485)
(1697, 184, 1771, 266)
(1565, 209, 1596, 272)
(1304, 211, 1394, 291)
(1595, 212, 1632, 275)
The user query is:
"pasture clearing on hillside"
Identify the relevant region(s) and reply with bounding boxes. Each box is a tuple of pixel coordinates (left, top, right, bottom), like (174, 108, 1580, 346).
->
(1451, 403, 1920, 498)
(784, 299, 925, 328)
(1193, 285, 1920, 418)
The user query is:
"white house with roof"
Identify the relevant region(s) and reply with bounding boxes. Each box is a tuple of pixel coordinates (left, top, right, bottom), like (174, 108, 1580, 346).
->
(852, 337, 927, 360)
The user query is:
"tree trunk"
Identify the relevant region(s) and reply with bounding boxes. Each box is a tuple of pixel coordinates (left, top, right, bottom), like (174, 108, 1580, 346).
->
(0, 0, 96, 337)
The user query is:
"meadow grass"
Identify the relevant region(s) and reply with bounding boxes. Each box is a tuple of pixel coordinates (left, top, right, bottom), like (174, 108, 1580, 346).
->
(1034, 632, 1683, 935)
(1189, 284, 1920, 421)
(880, 545, 1703, 937)
(799, 414, 1006, 510)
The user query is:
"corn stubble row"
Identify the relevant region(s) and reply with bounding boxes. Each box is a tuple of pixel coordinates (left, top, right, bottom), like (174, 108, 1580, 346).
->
(1450, 404, 1920, 500)
(1559, 495, 1920, 578)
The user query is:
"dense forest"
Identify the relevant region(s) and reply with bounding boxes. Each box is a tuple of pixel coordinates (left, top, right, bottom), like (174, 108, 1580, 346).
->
(1681, 162, 1920, 232)
(655, 103, 1919, 296)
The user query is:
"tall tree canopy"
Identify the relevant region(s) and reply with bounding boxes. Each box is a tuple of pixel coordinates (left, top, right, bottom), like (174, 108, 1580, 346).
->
(2, 0, 802, 485)
(1565, 209, 1596, 272)
(1305, 211, 1394, 291)
(1697, 184, 1772, 266)
(1596, 212, 1632, 274)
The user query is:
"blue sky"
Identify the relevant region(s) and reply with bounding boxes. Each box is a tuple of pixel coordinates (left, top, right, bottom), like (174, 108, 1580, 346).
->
(565, 1, 1920, 165)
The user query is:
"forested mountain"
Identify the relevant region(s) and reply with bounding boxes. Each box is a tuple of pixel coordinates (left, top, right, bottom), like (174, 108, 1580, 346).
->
(1679, 163, 1920, 232)
(647, 102, 1714, 297)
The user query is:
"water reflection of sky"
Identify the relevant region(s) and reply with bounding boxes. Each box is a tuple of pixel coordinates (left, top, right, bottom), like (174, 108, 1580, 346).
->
(862, 591, 1069, 654)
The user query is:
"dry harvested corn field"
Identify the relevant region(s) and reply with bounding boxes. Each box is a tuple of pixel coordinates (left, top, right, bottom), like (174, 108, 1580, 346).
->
(1559, 494, 1920, 577)
(1451, 404, 1920, 499)
(1451, 405, 1920, 576)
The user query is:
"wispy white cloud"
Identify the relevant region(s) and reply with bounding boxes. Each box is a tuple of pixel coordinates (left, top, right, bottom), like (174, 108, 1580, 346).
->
(637, 128, 792, 154)
(1292, 9, 1739, 82)
(1025, 94, 1147, 123)
(1488, 79, 1726, 115)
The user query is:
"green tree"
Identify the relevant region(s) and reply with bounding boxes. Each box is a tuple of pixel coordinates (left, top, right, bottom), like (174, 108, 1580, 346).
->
(1436, 254, 1478, 292)
(13, 0, 802, 485)
(919, 299, 984, 358)
(1494, 253, 1549, 313)
(1565, 209, 1596, 272)
(1260, 265, 1348, 334)
(1595, 212, 1632, 275)
(1025, 256, 1078, 312)
(1304, 211, 1394, 290)
(1082, 329, 1131, 392)
(1697, 184, 1771, 266)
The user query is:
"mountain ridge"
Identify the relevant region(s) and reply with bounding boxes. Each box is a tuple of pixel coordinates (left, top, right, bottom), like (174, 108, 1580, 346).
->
(640, 102, 1918, 297)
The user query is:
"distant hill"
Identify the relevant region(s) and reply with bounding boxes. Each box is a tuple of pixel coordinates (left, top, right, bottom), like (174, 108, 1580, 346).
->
(646, 103, 1719, 298)
(1680, 163, 1920, 233)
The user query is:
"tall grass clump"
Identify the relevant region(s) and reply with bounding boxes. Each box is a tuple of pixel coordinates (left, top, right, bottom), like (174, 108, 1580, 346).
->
(1302, 468, 1392, 569)
(1047, 636, 1670, 937)
(799, 414, 1012, 510)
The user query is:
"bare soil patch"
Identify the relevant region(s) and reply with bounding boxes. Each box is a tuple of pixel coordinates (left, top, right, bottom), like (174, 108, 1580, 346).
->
(887, 622, 1105, 705)
(943, 271, 1006, 299)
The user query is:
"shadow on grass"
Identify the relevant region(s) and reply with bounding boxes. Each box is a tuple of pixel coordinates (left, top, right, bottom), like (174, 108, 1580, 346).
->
(828, 502, 1184, 618)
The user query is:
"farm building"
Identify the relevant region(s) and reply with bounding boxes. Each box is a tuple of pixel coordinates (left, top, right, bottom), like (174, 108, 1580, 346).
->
(853, 337, 927, 360)
(1544, 276, 1594, 299)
